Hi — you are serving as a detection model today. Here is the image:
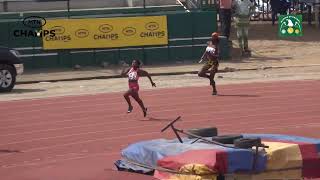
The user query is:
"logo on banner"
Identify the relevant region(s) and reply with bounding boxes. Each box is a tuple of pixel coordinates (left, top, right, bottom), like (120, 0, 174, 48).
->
(14, 16, 56, 38)
(279, 15, 303, 37)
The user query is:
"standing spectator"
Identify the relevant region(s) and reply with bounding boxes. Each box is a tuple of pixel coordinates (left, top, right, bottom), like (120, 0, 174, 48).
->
(232, 0, 255, 56)
(270, 0, 280, 25)
(270, 0, 290, 25)
(219, 0, 233, 39)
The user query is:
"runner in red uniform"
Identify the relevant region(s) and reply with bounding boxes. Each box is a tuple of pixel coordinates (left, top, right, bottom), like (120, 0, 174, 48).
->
(121, 60, 156, 117)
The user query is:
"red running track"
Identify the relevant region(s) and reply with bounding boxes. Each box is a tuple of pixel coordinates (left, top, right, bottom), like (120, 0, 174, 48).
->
(0, 80, 320, 180)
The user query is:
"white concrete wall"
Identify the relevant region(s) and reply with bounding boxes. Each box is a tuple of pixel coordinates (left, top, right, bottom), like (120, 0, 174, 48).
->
(132, 0, 177, 6)
(69, 0, 127, 9)
(3, 1, 68, 12)
(1, 0, 177, 12)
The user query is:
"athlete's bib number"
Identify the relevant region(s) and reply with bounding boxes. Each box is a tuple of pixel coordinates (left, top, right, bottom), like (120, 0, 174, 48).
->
(128, 71, 138, 80)
(206, 46, 215, 54)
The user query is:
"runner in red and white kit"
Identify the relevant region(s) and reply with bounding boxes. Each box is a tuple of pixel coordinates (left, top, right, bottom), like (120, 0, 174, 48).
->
(121, 60, 156, 117)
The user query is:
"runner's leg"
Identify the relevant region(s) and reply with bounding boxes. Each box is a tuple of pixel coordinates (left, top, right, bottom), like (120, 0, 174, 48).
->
(131, 90, 147, 117)
(123, 89, 133, 113)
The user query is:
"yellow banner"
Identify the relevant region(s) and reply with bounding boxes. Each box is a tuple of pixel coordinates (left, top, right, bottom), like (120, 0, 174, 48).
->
(42, 16, 168, 49)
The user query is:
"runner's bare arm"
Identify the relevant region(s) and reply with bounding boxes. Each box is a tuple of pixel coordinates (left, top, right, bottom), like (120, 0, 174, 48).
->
(214, 46, 220, 58)
(121, 68, 130, 77)
(199, 51, 206, 63)
(139, 69, 156, 87)
(199, 42, 211, 63)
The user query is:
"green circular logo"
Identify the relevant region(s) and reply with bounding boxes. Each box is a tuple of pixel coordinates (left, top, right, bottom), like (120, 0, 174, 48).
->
(279, 15, 302, 37)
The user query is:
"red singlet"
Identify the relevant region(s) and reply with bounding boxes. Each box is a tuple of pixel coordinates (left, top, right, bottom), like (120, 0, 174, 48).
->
(127, 67, 140, 92)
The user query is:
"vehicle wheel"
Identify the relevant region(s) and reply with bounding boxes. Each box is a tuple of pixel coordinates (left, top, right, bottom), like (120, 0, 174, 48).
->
(0, 64, 16, 92)
(234, 138, 262, 149)
(212, 134, 243, 144)
(187, 127, 218, 138)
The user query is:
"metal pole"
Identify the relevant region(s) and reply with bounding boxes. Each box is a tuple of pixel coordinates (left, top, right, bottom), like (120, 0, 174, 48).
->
(67, 0, 70, 19)
(316, 0, 320, 28)
(143, 0, 146, 65)
(308, 5, 312, 26)
(3, 1, 8, 12)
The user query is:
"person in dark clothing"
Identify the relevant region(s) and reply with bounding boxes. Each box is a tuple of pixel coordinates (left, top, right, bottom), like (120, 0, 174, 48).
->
(219, 0, 232, 39)
(270, 0, 279, 25)
(270, 0, 291, 25)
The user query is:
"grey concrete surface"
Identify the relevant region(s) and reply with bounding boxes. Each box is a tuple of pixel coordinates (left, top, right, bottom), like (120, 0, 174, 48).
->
(1, 0, 177, 12)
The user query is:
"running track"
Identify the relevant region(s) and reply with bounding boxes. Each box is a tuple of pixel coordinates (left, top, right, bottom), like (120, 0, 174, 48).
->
(0, 80, 319, 180)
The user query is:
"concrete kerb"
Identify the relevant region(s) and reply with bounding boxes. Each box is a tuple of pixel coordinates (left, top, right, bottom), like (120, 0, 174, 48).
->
(16, 64, 320, 85)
